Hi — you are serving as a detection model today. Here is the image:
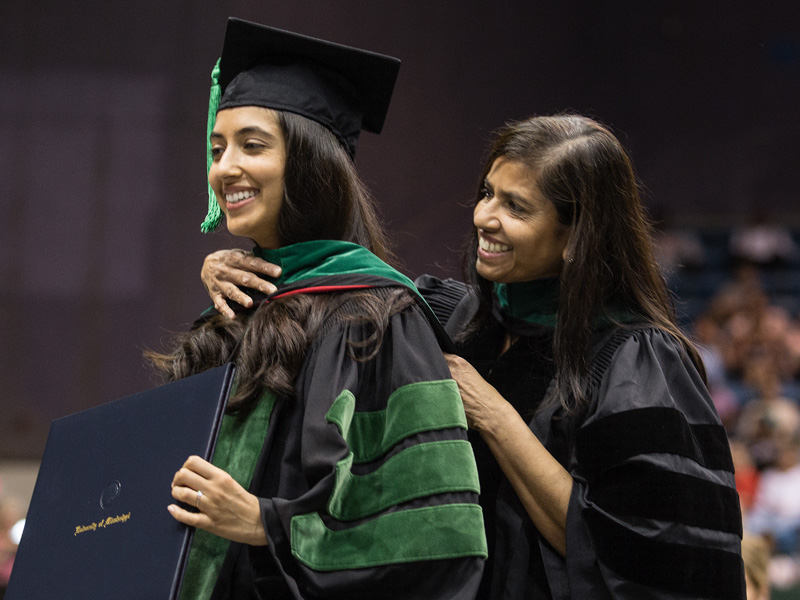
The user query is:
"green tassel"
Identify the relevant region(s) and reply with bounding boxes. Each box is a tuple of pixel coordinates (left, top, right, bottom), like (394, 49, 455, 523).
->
(201, 59, 223, 233)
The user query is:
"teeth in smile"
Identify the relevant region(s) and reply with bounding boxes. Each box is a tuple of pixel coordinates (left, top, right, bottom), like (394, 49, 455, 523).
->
(225, 190, 258, 203)
(479, 237, 512, 253)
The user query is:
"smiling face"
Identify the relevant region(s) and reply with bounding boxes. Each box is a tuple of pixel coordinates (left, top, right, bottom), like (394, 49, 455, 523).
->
(208, 106, 287, 248)
(473, 158, 571, 284)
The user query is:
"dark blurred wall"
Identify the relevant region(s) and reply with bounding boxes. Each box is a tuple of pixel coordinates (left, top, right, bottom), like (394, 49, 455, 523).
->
(1, 0, 798, 457)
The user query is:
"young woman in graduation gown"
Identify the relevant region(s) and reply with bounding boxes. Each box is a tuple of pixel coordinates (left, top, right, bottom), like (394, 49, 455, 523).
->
(204, 114, 745, 599)
(150, 18, 486, 600)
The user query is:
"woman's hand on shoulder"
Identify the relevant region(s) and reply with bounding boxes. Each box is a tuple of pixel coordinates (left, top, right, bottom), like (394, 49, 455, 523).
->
(445, 353, 513, 433)
(168, 455, 267, 546)
(202, 249, 281, 318)
(447, 353, 572, 555)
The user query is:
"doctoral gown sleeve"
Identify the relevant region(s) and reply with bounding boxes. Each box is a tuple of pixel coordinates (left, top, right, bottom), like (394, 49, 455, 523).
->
(413, 275, 468, 324)
(259, 301, 487, 599)
(545, 328, 745, 599)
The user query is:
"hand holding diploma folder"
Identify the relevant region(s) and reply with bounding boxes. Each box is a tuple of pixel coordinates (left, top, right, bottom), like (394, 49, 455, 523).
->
(5, 364, 234, 600)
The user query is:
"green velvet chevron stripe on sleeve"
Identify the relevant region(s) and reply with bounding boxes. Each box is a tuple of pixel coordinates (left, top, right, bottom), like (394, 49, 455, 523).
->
(325, 380, 468, 463)
(327, 439, 480, 521)
(298, 380, 485, 569)
(290, 504, 487, 570)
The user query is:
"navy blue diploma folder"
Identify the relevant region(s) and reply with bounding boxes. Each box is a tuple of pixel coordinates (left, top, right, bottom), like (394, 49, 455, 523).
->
(6, 364, 235, 600)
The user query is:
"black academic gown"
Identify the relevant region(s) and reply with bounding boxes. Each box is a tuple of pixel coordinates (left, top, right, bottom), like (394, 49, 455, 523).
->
(197, 282, 486, 600)
(416, 276, 745, 600)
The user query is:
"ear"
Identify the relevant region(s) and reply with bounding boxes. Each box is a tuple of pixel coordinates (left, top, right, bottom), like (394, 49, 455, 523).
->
(560, 229, 573, 262)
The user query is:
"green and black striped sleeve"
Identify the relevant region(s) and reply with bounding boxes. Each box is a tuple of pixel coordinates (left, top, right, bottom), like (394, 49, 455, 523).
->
(260, 299, 487, 599)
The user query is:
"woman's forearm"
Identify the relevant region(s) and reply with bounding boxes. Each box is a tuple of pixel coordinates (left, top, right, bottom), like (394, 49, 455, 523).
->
(445, 353, 573, 555)
(477, 400, 572, 556)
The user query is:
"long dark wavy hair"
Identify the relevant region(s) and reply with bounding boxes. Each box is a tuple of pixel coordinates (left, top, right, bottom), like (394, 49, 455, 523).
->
(148, 110, 411, 411)
(463, 114, 705, 412)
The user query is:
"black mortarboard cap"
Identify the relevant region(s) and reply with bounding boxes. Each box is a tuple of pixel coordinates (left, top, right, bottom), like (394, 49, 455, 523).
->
(201, 17, 401, 232)
(219, 17, 400, 156)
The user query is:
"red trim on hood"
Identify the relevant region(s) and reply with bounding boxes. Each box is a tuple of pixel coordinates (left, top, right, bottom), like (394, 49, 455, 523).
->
(269, 284, 374, 301)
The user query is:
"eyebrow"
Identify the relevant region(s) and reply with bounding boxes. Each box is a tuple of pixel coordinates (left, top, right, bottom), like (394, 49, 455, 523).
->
(209, 126, 280, 141)
(484, 177, 533, 208)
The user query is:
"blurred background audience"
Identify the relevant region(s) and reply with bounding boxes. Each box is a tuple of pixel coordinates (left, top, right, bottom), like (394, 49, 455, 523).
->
(0, 482, 24, 599)
(2, 1, 798, 596)
(659, 216, 800, 596)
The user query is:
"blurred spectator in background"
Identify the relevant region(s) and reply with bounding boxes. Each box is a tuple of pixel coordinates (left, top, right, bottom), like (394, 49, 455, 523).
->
(730, 210, 799, 270)
(731, 438, 761, 516)
(692, 314, 740, 427)
(741, 533, 771, 600)
(756, 306, 800, 384)
(735, 356, 800, 470)
(746, 432, 800, 557)
(651, 210, 708, 278)
(785, 322, 800, 392)
(0, 494, 23, 598)
(704, 266, 800, 388)
(705, 265, 769, 376)
(708, 264, 768, 318)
